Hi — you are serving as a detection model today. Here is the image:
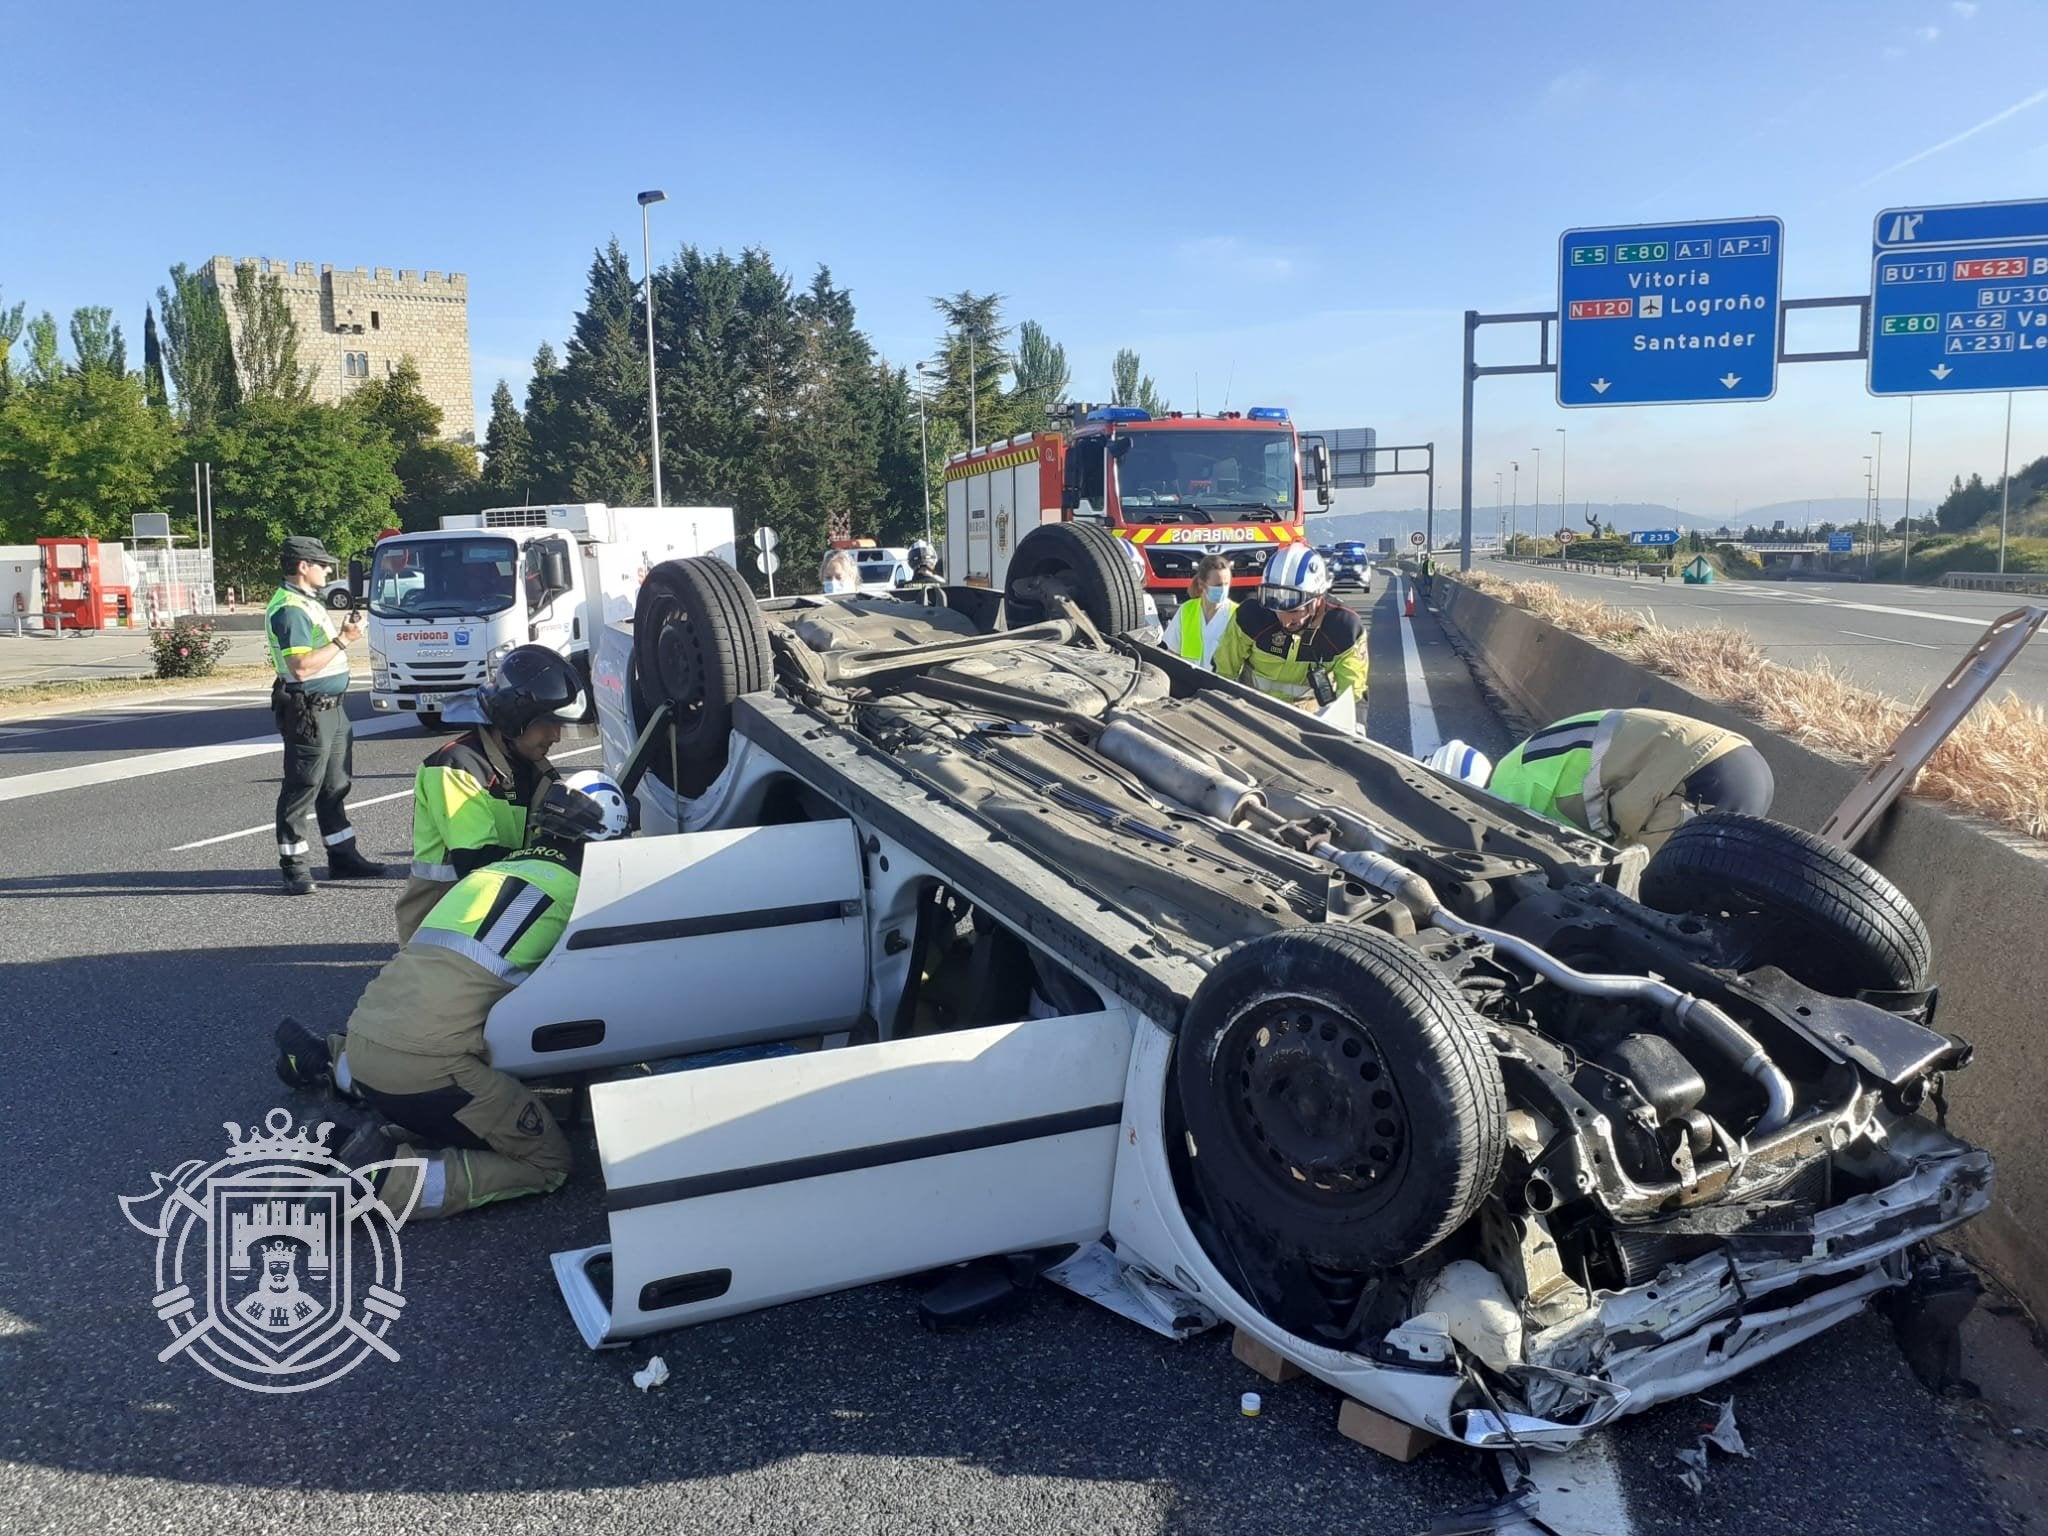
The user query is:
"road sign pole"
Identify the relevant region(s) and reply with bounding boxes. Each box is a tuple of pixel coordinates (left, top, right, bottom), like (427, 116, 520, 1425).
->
(1458, 311, 1475, 570)
(1998, 391, 2014, 575)
(1902, 397, 1916, 576)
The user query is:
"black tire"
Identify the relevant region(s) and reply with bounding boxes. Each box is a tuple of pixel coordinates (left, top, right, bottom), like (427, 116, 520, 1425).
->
(325, 588, 353, 611)
(1002, 523, 1148, 636)
(414, 710, 441, 731)
(631, 556, 773, 797)
(1175, 925, 1506, 1271)
(1640, 812, 1932, 993)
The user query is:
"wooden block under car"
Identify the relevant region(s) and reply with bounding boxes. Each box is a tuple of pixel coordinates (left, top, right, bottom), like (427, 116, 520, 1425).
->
(1337, 1397, 1443, 1463)
(1231, 1327, 1305, 1383)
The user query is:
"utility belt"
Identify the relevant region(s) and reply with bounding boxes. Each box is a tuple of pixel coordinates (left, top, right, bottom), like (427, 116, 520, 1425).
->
(272, 677, 345, 743)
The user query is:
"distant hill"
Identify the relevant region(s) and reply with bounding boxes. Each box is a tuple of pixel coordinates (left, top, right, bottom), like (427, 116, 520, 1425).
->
(1303, 495, 1910, 548)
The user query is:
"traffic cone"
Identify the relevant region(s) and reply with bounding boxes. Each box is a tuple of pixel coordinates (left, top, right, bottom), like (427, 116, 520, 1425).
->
(1403, 584, 1416, 618)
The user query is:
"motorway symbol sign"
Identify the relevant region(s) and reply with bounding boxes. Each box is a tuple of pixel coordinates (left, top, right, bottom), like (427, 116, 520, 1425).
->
(1828, 531, 1855, 552)
(1869, 198, 2048, 397)
(1557, 216, 1783, 407)
(1628, 529, 1680, 546)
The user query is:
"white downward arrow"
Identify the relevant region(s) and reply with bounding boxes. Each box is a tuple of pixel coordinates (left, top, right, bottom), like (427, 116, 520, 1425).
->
(1590, 378, 1611, 394)
(1931, 364, 1954, 380)
(1719, 373, 1742, 389)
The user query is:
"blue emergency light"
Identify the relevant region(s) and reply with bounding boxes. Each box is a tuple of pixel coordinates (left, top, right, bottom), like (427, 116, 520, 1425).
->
(1246, 406, 1289, 422)
(1083, 407, 1151, 423)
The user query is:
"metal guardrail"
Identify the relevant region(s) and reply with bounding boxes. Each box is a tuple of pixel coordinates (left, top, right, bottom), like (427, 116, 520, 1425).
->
(7, 610, 70, 638)
(1940, 571, 2048, 594)
(1493, 556, 1673, 582)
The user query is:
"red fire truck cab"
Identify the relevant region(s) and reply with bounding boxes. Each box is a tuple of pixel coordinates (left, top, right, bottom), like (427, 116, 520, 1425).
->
(942, 406, 1331, 612)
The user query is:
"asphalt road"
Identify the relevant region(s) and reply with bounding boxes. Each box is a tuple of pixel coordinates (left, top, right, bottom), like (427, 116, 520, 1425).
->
(1485, 561, 2048, 707)
(0, 620, 2025, 1535)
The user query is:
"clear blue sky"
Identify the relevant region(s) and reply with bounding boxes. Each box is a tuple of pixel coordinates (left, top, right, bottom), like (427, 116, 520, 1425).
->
(4, 0, 2044, 522)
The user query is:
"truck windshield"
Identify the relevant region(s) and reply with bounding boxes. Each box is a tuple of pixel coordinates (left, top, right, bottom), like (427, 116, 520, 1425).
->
(1112, 429, 1296, 524)
(368, 536, 519, 619)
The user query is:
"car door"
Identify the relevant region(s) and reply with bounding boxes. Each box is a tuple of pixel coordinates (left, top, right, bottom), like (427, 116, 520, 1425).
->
(552, 1005, 1133, 1345)
(484, 819, 869, 1076)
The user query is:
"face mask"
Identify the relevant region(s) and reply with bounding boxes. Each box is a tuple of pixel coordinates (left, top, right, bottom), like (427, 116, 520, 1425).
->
(822, 578, 853, 595)
(1205, 584, 1229, 605)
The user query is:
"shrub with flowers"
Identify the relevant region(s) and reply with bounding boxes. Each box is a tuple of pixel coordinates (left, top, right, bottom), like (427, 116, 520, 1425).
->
(149, 616, 232, 679)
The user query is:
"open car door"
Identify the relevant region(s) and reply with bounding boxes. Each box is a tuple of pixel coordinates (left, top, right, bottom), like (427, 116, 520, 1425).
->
(552, 1008, 1132, 1346)
(485, 820, 868, 1077)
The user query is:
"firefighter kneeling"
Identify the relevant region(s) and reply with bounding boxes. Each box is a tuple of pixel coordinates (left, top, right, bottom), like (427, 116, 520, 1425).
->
(329, 772, 631, 1219)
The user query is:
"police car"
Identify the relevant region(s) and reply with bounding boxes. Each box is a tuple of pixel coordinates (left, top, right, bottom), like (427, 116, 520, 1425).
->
(495, 521, 1987, 1450)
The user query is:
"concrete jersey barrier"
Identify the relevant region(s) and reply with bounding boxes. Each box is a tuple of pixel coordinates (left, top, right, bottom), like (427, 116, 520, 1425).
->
(1435, 575, 2048, 1317)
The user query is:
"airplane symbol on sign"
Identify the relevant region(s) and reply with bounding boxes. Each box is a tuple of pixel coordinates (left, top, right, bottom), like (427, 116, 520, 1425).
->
(1886, 213, 1925, 244)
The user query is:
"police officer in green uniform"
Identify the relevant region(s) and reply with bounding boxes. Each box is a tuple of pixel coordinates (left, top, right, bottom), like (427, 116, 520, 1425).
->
(313, 772, 632, 1220)
(392, 645, 582, 943)
(1487, 708, 1775, 854)
(1212, 545, 1368, 714)
(266, 536, 386, 895)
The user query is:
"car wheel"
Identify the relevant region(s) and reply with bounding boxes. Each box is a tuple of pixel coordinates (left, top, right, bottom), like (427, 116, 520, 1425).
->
(326, 588, 353, 611)
(1175, 925, 1506, 1271)
(632, 556, 773, 797)
(1003, 523, 1148, 636)
(1639, 812, 1932, 993)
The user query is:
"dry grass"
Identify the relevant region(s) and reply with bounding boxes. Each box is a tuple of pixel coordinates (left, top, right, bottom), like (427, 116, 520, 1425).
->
(1459, 570, 2048, 840)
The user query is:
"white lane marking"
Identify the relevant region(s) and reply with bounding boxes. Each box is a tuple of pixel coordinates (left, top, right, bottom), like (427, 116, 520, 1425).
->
(0, 713, 420, 807)
(1398, 579, 1442, 758)
(1497, 1437, 1637, 1536)
(1839, 628, 1941, 650)
(162, 744, 604, 849)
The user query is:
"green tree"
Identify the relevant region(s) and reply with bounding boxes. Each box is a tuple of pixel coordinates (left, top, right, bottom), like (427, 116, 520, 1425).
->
(931, 291, 1013, 448)
(0, 290, 24, 396)
(480, 379, 533, 499)
(67, 307, 126, 376)
(23, 313, 61, 387)
(349, 355, 483, 529)
(520, 341, 566, 500)
(0, 369, 180, 542)
(528, 241, 652, 505)
(1110, 347, 1167, 416)
(192, 398, 401, 589)
(228, 263, 313, 402)
(142, 305, 170, 414)
(1010, 319, 1069, 422)
(158, 263, 239, 425)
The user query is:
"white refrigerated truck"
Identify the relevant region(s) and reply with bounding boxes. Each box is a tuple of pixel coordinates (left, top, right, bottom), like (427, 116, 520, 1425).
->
(364, 502, 736, 723)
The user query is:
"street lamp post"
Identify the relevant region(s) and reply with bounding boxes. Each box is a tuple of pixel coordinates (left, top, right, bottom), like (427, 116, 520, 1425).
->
(1494, 471, 1503, 548)
(914, 361, 933, 548)
(1509, 460, 1519, 556)
(1869, 429, 1884, 573)
(1556, 428, 1568, 537)
(1529, 446, 1541, 556)
(636, 189, 668, 508)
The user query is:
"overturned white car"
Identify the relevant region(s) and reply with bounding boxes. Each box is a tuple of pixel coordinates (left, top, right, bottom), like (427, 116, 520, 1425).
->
(485, 522, 1989, 1450)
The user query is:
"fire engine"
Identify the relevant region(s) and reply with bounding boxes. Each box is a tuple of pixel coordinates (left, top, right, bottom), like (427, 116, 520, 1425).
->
(942, 406, 1331, 611)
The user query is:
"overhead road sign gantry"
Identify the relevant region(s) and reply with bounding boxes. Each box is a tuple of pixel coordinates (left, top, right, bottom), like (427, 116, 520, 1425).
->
(1557, 216, 1784, 407)
(1869, 198, 2048, 397)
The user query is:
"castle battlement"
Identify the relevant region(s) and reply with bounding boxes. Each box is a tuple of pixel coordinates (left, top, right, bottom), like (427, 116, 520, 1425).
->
(197, 252, 474, 441)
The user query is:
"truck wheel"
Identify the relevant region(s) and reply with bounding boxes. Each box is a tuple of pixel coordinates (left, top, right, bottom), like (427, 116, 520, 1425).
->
(1175, 925, 1506, 1272)
(1640, 812, 1932, 993)
(1003, 523, 1148, 636)
(632, 557, 772, 797)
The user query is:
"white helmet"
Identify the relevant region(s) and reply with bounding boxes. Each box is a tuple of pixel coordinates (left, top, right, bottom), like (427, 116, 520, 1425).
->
(1259, 545, 1332, 611)
(1425, 740, 1494, 787)
(564, 770, 632, 841)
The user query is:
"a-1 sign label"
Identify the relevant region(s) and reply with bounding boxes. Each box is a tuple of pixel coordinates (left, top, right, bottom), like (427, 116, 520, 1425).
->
(1869, 198, 2048, 397)
(1557, 216, 1783, 407)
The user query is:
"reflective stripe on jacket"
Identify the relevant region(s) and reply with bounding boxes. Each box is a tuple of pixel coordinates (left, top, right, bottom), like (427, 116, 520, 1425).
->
(410, 728, 556, 877)
(414, 852, 581, 983)
(1489, 708, 1747, 848)
(1210, 599, 1368, 707)
(264, 586, 350, 689)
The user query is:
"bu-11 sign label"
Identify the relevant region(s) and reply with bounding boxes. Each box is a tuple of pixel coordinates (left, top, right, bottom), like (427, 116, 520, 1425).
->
(1557, 216, 1783, 407)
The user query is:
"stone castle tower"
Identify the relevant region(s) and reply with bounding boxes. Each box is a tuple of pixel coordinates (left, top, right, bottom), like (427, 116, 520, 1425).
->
(201, 256, 475, 444)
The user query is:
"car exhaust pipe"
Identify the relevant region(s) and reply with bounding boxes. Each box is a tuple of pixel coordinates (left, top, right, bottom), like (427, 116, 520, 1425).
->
(1096, 715, 1266, 825)
(1310, 843, 1797, 1139)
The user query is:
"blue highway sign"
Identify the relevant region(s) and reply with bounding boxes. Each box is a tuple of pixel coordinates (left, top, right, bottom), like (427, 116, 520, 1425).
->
(1869, 199, 2048, 397)
(1828, 531, 1855, 552)
(1628, 529, 1680, 546)
(1557, 217, 1783, 407)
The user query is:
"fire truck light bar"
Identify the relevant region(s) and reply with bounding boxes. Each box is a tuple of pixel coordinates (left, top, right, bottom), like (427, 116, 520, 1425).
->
(1083, 407, 1151, 423)
(1246, 406, 1289, 421)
